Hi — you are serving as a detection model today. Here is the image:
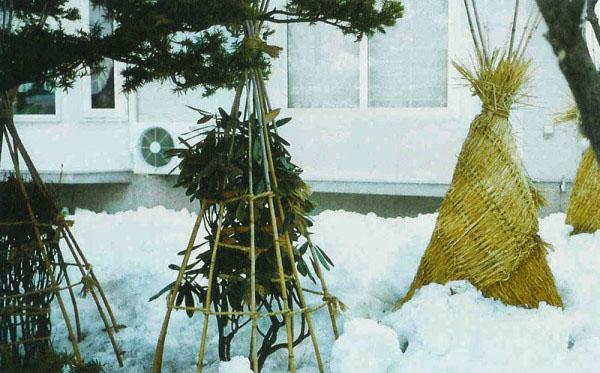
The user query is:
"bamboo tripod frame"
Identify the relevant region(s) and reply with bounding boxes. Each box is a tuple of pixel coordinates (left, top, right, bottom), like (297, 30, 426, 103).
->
(0, 109, 124, 367)
(152, 9, 338, 373)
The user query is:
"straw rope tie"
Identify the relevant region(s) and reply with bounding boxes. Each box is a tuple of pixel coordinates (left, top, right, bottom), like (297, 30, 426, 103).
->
(483, 107, 510, 119)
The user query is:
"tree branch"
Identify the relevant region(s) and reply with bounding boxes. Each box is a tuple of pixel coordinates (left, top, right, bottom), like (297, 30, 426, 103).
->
(536, 0, 600, 162)
(587, 0, 600, 48)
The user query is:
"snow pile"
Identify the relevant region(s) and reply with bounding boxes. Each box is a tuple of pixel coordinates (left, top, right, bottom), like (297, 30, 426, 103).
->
(219, 356, 252, 373)
(51, 208, 600, 372)
(330, 319, 401, 373)
(385, 281, 571, 372)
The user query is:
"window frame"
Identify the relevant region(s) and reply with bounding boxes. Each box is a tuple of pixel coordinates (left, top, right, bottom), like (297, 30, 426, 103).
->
(280, 0, 464, 122)
(80, 0, 128, 123)
(13, 87, 62, 124)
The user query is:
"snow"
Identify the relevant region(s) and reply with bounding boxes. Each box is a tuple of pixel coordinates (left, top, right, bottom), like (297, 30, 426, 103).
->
(51, 207, 600, 372)
(330, 319, 401, 373)
(219, 356, 252, 373)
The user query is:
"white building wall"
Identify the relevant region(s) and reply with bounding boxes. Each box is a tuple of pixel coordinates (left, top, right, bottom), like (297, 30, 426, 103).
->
(1, 1, 584, 204)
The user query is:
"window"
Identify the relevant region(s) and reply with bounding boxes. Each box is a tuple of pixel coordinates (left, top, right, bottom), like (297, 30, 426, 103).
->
(89, 4, 115, 109)
(13, 83, 56, 115)
(287, 22, 360, 108)
(369, 0, 448, 107)
(287, 0, 448, 109)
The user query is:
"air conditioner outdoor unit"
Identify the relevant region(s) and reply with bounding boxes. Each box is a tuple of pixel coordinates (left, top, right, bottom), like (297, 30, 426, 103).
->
(132, 123, 194, 175)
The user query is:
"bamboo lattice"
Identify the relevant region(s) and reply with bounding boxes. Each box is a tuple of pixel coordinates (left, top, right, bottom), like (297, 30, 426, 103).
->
(152, 4, 339, 372)
(0, 92, 125, 368)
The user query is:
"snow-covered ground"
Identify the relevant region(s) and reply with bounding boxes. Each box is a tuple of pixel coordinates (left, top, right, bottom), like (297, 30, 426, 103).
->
(51, 207, 600, 372)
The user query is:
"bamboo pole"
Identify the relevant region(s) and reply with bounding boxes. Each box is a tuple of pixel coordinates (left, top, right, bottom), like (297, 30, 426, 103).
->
(0, 281, 84, 300)
(197, 205, 226, 373)
(60, 228, 124, 367)
(509, 0, 520, 55)
(153, 202, 207, 373)
(245, 78, 259, 373)
(470, 0, 489, 61)
(173, 302, 329, 317)
(62, 227, 119, 330)
(256, 70, 339, 339)
(55, 246, 82, 341)
(515, 7, 534, 59)
(463, 0, 482, 57)
(518, 12, 542, 59)
(251, 73, 324, 372)
(250, 74, 297, 373)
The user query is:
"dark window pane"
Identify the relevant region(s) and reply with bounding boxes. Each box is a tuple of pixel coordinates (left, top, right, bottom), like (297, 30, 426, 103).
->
(90, 3, 115, 109)
(92, 58, 116, 109)
(14, 83, 56, 115)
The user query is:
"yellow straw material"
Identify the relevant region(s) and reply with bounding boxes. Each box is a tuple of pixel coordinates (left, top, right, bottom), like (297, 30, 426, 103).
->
(398, 5, 562, 308)
(559, 104, 600, 234)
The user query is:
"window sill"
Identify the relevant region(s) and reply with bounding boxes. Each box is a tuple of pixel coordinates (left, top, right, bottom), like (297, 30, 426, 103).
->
(14, 115, 61, 124)
(307, 180, 450, 197)
(81, 113, 129, 124)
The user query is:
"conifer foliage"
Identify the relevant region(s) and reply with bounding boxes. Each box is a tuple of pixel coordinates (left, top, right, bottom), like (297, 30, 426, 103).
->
(91, 0, 403, 94)
(0, 1, 105, 93)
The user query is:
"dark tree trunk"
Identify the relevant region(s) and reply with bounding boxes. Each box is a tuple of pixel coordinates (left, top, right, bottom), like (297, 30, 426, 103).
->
(536, 0, 600, 163)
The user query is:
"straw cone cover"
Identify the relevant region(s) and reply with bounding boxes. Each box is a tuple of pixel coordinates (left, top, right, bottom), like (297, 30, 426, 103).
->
(566, 148, 600, 233)
(559, 106, 600, 234)
(399, 47, 563, 308)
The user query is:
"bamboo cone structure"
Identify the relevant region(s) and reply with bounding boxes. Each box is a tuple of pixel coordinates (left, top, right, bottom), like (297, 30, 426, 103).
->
(557, 105, 600, 234)
(152, 3, 339, 372)
(0, 90, 124, 368)
(398, 1, 563, 309)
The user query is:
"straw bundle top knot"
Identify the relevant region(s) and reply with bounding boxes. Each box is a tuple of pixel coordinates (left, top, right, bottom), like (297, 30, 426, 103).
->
(555, 102, 586, 137)
(455, 0, 541, 119)
(454, 51, 530, 119)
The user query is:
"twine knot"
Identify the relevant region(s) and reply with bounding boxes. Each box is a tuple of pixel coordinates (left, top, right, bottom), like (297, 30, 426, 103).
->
(323, 294, 347, 313)
(242, 36, 283, 59)
(80, 271, 97, 298)
(482, 105, 510, 119)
